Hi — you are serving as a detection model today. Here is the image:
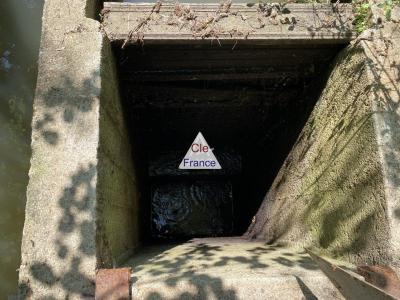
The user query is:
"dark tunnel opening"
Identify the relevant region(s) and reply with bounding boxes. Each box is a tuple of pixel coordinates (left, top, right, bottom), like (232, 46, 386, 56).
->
(112, 42, 343, 245)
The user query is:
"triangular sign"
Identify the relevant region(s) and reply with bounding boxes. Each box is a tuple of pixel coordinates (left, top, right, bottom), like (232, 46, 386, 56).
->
(179, 132, 222, 169)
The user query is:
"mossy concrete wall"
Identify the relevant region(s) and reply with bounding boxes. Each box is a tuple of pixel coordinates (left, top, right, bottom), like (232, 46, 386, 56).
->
(247, 20, 400, 269)
(18, 0, 139, 298)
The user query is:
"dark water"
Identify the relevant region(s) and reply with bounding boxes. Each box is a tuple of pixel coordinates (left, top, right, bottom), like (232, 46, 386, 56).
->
(152, 181, 234, 238)
(0, 0, 43, 297)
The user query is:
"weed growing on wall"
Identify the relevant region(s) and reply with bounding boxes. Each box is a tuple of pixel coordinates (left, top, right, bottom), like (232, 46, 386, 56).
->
(353, 0, 372, 33)
(353, 0, 400, 33)
(379, 0, 400, 20)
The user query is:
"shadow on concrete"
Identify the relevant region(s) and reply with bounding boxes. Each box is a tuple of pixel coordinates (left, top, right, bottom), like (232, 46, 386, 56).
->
(19, 64, 100, 298)
(124, 239, 321, 299)
(33, 72, 99, 147)
(293, 47, 389, 261)
(245, 39, 397, 266)
(300, 23, 400, 261)
(20, 164, 97, 298)
(362, 23, 400, 191)
(305, 3, 354, 39)
(294, 275, 318, 300)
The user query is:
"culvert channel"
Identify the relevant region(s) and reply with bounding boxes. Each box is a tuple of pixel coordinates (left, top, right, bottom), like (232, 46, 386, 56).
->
(111, 43, 344, 243)
(105, 42, 352, 298)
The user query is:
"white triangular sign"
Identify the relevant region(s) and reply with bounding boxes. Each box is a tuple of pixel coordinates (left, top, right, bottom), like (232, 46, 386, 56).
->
(179, 132, 222, 169)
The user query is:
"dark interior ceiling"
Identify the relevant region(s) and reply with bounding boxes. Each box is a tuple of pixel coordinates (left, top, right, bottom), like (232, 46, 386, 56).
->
(113, 42, 342, 240)
(114, 43, 342, 150)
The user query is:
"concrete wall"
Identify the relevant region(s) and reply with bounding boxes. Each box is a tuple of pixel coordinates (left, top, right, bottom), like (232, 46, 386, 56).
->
(18, 0, 139, 298)
(96, 39, 140, 268)
(362, 8, 400, 269)
(247, 21, 400, 268)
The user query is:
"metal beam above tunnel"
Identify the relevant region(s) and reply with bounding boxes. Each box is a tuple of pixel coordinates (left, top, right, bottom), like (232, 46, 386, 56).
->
(102, 2, 356, 45)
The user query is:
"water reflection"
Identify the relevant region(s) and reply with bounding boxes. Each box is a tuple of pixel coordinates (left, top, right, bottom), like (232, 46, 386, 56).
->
(0, 0, 43, 297)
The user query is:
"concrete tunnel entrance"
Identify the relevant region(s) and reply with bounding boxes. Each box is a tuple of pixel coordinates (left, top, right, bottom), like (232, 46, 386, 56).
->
(22, 1, 400, 297)
(111, 42, 344, 244)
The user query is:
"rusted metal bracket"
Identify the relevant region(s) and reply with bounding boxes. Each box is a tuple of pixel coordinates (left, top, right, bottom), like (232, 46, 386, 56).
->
(307, 249, 399, 300)
(357, 265, 400, 298)
(95, 268, 132, 300)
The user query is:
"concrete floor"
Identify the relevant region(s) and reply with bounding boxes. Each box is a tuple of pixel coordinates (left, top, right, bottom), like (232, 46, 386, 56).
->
(124, 237, 344, 300)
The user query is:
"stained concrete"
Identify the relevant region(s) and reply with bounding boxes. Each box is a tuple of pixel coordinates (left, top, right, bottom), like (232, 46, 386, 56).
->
(361, 8, 400, 271)
(18, 0, 400, 298)
(102, 2, 355, 44)
(18, 0, 134, 298)
(124, 237, 344, 300)
(247, 11, 400, 270)
(97, 32, 140, 268)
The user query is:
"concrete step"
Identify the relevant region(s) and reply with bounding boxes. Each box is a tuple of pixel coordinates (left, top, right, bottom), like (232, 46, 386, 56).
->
(123, 237, 343, 299)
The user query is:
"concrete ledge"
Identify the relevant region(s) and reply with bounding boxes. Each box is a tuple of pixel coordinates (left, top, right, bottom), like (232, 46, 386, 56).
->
(18, 0, 105, 299)
(102, 3, 356, 45)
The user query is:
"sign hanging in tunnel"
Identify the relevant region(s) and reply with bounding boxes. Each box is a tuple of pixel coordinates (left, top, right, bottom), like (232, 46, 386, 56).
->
(179, 132, 222, 169)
